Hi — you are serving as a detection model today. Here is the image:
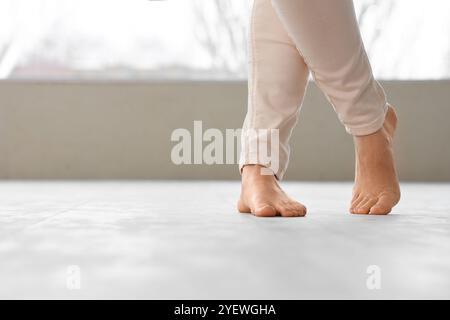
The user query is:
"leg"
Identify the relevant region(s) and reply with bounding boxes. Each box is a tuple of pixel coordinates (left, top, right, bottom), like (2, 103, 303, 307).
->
(238, 0, 309, 217)
(271, 0, 400, 214)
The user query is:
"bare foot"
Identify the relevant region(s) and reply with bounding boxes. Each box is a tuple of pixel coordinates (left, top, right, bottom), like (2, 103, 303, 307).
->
(238, 165, 307, 217)
(350, 105, 401, 215)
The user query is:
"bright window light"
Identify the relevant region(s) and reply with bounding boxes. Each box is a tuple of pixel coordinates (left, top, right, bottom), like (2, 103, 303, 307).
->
(0, 0, 449, 80)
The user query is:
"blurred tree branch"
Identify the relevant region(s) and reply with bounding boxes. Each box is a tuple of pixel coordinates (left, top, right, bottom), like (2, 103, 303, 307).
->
(192, 0, 248, 77)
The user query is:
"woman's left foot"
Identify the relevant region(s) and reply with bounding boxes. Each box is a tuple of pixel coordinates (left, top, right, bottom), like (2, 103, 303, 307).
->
(350, 105, 401, 215)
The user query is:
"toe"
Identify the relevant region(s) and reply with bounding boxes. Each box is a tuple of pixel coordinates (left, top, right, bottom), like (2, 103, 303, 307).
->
(350, 191, 360, 205)
(237, 200, 251, 213)
(369, 195, 394, 215)
(354, 197, 377, 214)
(350, 194, 365, 213)
(294, 203, 307, 217)
(253, 205, 277, 217)
(276, 201, 306, 217)
(369, 205, 392, 215)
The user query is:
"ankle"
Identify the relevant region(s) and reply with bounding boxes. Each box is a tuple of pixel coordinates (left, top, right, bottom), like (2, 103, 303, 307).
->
(355, 128, 390, 145)
(242, 165, 276, 182)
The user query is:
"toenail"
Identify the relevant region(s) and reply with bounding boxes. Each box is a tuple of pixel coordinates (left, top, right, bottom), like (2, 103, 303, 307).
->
(257, 205, 274, 211)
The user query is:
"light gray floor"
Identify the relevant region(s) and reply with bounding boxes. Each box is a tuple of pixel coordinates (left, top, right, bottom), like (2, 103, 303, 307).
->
(0, 181, 449, 299)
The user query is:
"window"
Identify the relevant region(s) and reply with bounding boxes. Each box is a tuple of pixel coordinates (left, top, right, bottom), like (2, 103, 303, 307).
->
(0, 0, 449, 80)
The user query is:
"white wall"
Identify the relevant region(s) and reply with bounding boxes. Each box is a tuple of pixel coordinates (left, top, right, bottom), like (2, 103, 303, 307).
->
(0, 80, 449, 181)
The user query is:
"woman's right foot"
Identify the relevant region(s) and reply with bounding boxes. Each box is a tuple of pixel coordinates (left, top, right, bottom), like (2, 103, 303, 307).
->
(238, 165, 307, 217)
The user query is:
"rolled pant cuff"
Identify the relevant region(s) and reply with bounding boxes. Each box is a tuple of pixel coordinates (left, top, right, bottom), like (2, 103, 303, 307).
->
(345, 103, 389, 136)
(239, 156, 286, 180)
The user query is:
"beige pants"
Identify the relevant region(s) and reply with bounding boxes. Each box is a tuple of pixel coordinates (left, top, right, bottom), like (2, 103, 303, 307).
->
(239, 0, 388, 179)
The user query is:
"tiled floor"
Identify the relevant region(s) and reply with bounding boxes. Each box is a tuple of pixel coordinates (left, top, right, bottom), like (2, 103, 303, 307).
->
(0, 181, 449, 299)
